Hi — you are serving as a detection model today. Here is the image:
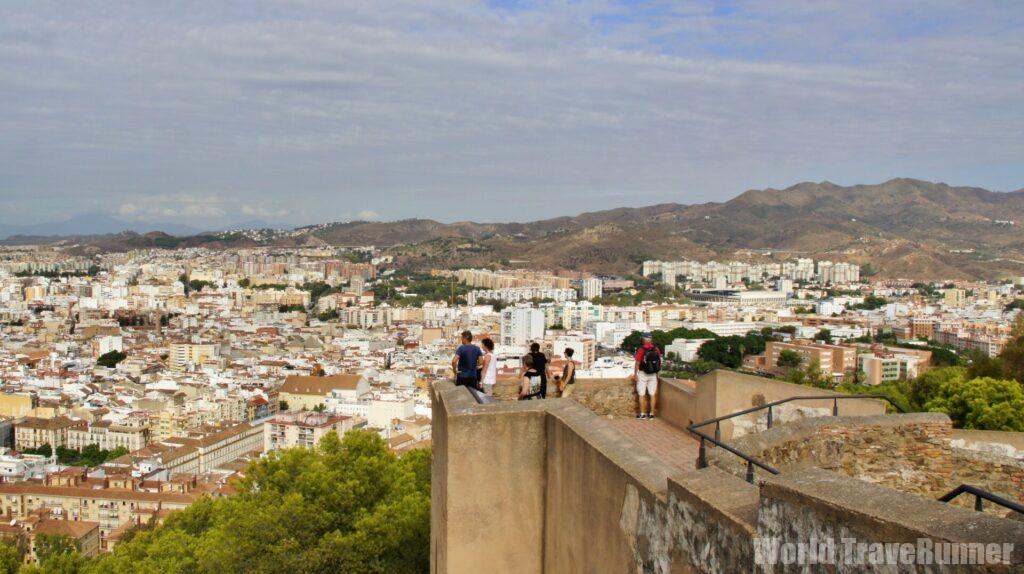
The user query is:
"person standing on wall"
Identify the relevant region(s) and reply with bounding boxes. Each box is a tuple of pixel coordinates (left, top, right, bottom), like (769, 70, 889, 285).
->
(632, 333, 661, 420)
(529, 342, 551, 398)
(558, 347, 577, 397)
(452, 330, 483, 390)
(480, 337, 498, 395)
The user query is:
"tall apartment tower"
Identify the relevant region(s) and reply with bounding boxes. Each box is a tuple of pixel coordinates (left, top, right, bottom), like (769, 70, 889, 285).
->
(500, 307, 545, 347)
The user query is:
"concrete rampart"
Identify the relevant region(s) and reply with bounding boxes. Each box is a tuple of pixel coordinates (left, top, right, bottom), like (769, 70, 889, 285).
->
(433, 372, 1024, 573)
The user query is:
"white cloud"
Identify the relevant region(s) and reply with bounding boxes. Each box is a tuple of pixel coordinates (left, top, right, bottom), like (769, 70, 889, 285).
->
(0, 0, 1022, 225)
(355, 210, 380, 221)
(242, 205, 290, 218)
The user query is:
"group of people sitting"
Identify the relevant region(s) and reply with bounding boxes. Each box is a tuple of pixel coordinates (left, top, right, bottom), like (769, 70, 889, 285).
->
(450, 330, 576, 400)
(451, 330, 662, 419)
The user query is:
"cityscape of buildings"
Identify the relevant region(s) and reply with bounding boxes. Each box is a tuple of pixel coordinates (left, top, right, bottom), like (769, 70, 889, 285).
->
(0, 243, 1020, 560)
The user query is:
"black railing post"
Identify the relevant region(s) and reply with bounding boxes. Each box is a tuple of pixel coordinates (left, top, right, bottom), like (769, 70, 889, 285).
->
(698, 437, 707, 469)
(976, 495, 984, 512)
(714, 421, 721, 442)
(746, 460, 754, 483)
(767, 406, 773, 429)
(832, 397, 839, 416)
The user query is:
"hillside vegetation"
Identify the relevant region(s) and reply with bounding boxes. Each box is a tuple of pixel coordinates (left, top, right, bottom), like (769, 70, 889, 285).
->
(49, 179, 1024, 279)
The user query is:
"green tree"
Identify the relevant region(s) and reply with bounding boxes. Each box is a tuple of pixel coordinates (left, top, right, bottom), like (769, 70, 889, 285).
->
(927, 345, 960, 368)
(96, 351, 127, 369)
(34, 534, 79, 565)
(785, 359, 829, 389)
(851, 295, 887, 310)
(0, 541, 19, 574)
(188, 280, 215, 293)
(84, 431, 430, 574)
(909, 367, 965, 411)
(995, 314, 1024, 382)
(22, 444, 52, 457)
(925, 377, 1024, 431)
(965, 350, 1004, 380)
(813, 329, 832, 344)
(317, 309, 339, 322)
(777, 349, 802, 368)
(620, 327, 717, 355)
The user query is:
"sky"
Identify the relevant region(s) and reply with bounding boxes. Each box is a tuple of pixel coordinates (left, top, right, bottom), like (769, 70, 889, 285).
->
(1, 0, 1023, 229)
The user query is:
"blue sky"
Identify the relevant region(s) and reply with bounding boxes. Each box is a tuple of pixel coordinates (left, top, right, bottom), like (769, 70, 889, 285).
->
(1, 0, 1022, 228)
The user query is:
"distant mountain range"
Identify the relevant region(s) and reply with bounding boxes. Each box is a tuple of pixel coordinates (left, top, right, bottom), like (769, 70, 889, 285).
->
(10, 179, 1024, 280)
(0, 214, 281, 242)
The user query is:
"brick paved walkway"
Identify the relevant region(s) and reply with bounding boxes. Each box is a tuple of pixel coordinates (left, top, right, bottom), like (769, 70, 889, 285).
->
(607, 417, 700, 473)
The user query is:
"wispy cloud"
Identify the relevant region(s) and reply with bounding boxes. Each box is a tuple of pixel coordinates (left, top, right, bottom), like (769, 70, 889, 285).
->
(0, 0, 1021, 226)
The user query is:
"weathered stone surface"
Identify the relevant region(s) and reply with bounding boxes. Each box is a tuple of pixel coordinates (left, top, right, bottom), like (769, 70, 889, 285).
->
(759, 469, 1024, 573)
(568, 378, 639, 417)
(709, 412, 1024, 516)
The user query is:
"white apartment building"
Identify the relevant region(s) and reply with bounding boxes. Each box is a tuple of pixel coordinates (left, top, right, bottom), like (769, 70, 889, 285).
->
(264, 412, 359, 452)
(467, 287, 576, 306)
(129, 422, 265, 475)
(0, 453, 49, 483)
(550, 333, 597, 368)
(168, 342, 218, 372)
(643, 258, 850, 285)
(500, 307, 545, 347)
(686, 290, 787, 307)
(580, 278, 603, 300)
(681, 321, 760, 337)
(665, 338, 713, 362)
(92, 336, 123, 358)
(367, 397, 416, 429)
(66, 421, 151, 453)
(543, 301, 604, 331)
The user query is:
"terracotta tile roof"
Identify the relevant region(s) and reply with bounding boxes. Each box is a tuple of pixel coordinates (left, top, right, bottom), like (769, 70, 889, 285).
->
(16, 416, 84, 431)
(280, 374, 362, 395)
(34, 519, 99, 539)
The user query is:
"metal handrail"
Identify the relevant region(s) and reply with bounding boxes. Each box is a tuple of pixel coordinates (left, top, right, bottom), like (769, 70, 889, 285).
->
(938, 484, 1024, 515)
(688, 394, 906, 483)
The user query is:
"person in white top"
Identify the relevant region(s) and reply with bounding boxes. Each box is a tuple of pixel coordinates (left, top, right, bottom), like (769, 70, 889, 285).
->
(481, 338, 498, 395)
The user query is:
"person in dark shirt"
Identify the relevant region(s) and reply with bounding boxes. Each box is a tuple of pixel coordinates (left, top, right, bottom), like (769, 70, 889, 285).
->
(529, 342, 551, 399)
(452, 330, 483, 389)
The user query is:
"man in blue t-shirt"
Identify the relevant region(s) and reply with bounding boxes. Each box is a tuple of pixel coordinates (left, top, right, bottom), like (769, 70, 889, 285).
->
(452, 330, 483, 389)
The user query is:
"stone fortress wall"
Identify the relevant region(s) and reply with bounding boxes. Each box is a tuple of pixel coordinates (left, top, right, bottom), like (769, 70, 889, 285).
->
(708, 412, 1024, 516)
(432, 370, 1024, 573)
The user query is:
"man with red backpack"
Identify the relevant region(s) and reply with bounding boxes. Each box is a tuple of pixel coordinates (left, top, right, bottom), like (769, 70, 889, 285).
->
(632, 333, 662, 420)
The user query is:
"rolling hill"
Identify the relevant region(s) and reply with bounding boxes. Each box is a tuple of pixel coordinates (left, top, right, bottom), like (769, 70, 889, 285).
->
(28, 179, 1024, 280)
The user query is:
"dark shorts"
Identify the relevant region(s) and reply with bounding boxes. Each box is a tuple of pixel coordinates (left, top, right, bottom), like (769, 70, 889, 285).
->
(456, 373, 479, 387)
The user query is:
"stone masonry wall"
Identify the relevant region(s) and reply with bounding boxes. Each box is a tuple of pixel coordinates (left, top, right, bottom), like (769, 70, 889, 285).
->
(710, 413, 1024, 517)
(490, 377, 639, 417)
(711, 413, 956, 498)
(757, 469, 1024, 573)
(568, 379, 639, 417)
(950, 446, 1024, 514)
